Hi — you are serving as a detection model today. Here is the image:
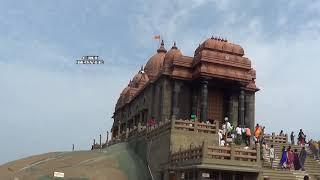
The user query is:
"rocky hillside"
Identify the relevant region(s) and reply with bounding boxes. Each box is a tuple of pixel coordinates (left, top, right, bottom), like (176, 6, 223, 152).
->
(0, 143, 150, 180)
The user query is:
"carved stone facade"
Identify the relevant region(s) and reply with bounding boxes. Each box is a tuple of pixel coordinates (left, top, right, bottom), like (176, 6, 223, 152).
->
(112, 37, 259, 139)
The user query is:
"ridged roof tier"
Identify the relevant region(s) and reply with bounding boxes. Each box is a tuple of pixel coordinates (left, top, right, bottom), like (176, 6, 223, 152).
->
(195, 36, 244, 56)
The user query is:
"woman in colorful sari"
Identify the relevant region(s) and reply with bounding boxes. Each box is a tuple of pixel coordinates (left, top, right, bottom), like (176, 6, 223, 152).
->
(287, 146, 294, 170)
(279, 146, 287, 169)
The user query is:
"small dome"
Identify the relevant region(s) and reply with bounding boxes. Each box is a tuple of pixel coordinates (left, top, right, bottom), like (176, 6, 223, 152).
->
(115, 81, 133, 109)
(196, 36, 244, 56)
(144, 40, 167, 79)
(163, 42, 182, 68)
(132, 66, 149, 89)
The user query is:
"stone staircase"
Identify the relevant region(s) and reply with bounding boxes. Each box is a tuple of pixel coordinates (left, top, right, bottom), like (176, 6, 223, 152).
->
(263, 169, 308, 180)
(262, 143, 320, 179)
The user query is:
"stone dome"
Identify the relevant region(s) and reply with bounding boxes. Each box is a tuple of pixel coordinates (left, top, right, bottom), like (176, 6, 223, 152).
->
(132, 67, 149, 89)
(144, 40, 167, 79)
(163, 42, 182, 68)
(115, 81, 133, 110)
(196, 36, 244, 56)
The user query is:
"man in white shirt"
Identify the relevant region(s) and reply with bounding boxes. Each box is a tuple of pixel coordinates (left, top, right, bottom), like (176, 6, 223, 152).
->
(235, 126, 242, 144)
(218, 130, 223, 146)
(269, 144, 275, 168)
(236, 126, 242, 135)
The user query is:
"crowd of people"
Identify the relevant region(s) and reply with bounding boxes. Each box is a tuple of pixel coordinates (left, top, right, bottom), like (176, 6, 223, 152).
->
(278, 145, 307, 171)
(216, 117, 320, 171)
(289, 129, 307, 146)
(217, 118, 265, 147)
(146, 115, 320, 168)
(265, 130, 320, 171)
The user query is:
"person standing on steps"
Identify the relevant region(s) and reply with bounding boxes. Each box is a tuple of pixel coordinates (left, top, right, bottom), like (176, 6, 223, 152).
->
(279, 146, 287, 169)
(298, 129, 306, 146)
(299, 146, 307, 171)
(245, 127, 251, 147)
(279, 130, 284, 136)
(287, 146, 294, 170)
(312, 140, 319, 160)
(269, 144, 275, 168)
(293, 149, 301, 170)
(254, 124, 262, 143)
(290, 132, 295, 145)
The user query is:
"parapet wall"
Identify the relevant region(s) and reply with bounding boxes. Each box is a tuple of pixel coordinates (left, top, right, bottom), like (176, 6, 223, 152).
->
(109, 119, 222, 180)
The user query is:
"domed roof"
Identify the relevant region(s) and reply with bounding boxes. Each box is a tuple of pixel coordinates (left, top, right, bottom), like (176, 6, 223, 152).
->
(144, 40, 167, 79)
(196, 36, 244, 56)
(115, 81, 134, 110)
(163, 42, 182, 68)
(132, 66, 149, 89)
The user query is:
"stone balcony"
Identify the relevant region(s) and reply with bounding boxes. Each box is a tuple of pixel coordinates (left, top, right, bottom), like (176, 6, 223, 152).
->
(170, 142, 261, 173)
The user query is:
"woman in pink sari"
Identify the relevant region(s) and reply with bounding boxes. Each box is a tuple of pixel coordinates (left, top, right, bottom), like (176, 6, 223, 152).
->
(287, 146, 294, 170)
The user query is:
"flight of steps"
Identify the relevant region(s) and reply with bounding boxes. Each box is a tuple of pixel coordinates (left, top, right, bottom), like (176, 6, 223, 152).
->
(262, 143, 320, 180)
(263, 169, 307, 180)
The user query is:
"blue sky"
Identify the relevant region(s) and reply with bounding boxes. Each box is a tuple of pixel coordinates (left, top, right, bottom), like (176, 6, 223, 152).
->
(1, 0, 320, 164)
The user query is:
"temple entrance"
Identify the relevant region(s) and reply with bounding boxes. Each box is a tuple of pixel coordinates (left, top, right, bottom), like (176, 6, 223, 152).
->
(207, 89, 224, 123)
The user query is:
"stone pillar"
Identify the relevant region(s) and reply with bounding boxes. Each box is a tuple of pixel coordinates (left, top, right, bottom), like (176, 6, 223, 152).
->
(228, 94, 239, 127)
(162, 79, 172, 121)
(239, 90, 245, 127)
(148, 84, 155, 119)
(244, 92, 256, 131)
(248, 93, 255, 131)
(245, 93, 250, 128)
(172, 81, 181, 119)
(191, 88, 198, 117)
(200, 80, 208, 122)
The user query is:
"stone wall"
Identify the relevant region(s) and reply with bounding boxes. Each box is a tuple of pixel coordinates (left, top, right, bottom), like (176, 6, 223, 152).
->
(147, 129, 171, 180)
(170, 129, 219, 152)
(178, 82, 192, 120)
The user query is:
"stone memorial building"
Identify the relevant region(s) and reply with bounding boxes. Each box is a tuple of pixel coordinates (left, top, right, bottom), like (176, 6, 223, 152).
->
(112, 37, 258, 139)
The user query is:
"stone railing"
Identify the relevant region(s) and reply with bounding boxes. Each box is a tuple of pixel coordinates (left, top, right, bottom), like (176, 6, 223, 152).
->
(171, 142, 260, 165)
(173, 119, 219, 134)
(128, 126, 139, 137)
(171, 145, 203, 163)
(146, 119, 172, 138)
(119, 132, 126, 140)
(107, 138, 123, 146)
(111, 119, 220, 144)
(264, 133, 288, 144)
(206, 143, 258, 162)
(137, 126, 147, 137)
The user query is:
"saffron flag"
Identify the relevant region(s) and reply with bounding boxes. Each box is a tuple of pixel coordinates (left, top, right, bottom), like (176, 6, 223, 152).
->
(154, 35, 160, 39)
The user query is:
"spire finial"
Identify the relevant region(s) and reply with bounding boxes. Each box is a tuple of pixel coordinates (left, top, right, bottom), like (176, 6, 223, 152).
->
(140, 65, 143, 71)
(172, 41, 178, 49)
(157, 39, 167, 53)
